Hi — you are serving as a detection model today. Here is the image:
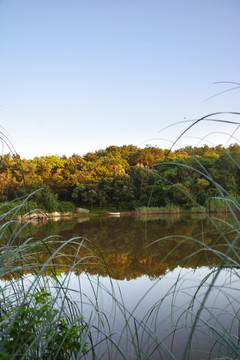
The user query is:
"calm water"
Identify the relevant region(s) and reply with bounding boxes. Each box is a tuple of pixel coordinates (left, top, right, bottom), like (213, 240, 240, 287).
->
(8, 214, 240, 359)
(19, 213, 235, 278)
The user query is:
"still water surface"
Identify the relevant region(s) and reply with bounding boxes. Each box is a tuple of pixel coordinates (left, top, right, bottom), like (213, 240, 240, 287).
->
(14, 214, 240, 359)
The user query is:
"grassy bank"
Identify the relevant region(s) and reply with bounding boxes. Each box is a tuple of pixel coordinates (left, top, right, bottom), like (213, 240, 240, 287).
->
(135, 204, 181, 214)
(134, 202, 238, 214)
(0, 199, 77, 216)
(1, 200, 235, 220)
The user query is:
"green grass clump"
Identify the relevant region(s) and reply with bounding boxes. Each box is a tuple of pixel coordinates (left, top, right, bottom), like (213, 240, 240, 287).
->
(136, 204, 181, 214)
(190, 205, 207, 212)
(0, 200, 38, 216)
(205, 197, 237, 213)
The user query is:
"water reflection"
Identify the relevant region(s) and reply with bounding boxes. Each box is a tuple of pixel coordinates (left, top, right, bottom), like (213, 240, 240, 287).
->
(5, 214, 239, 280)
(66, 266, 240, 360)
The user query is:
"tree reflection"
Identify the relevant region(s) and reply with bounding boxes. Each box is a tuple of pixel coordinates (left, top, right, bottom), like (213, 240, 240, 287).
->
(2, 214, 238, 281)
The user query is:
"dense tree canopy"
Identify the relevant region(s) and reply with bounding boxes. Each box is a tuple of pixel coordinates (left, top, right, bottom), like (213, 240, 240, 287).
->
(1, 144, 240, 210)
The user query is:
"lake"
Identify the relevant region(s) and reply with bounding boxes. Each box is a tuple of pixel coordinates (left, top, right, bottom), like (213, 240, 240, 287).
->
(4, 213, 240, 359)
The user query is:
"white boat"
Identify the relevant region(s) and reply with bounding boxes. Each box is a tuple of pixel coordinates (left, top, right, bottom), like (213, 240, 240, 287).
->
(108, 212, 120, 217)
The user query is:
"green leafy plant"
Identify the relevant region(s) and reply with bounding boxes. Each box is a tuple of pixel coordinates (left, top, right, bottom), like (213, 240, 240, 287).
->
(0, 287, 88, 359)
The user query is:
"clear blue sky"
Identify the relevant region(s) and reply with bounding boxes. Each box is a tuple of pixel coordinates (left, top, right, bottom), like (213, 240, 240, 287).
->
(0, 0, 239, 158)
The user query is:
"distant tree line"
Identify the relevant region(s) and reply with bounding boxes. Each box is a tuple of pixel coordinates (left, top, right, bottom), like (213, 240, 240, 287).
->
(0, 144, 239, 211)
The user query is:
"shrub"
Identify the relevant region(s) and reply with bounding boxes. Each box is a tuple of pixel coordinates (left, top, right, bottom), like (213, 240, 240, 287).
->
(57, 201, 76, 213)
(0, 287, 88, 359)
(30, 186, 59, 212)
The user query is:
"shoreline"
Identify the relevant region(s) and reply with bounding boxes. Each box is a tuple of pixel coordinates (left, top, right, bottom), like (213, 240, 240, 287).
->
(18, 208, 236, 222)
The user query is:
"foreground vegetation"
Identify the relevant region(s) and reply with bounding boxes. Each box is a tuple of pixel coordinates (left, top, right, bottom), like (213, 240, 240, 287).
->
(0, 287, 88, 359)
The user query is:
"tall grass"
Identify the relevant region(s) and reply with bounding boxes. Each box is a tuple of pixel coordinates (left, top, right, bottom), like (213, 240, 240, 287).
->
(205, 197, 238, 213)
(1, 116, 240, 359)
(147, 113, 240, 359)
(135, 205, 181, 214)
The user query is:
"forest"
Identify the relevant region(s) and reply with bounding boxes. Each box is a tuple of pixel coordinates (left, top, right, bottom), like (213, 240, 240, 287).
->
(0, 143, 239, 212)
